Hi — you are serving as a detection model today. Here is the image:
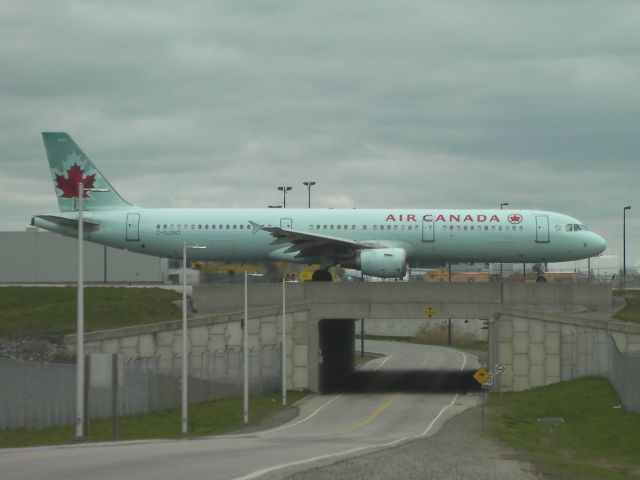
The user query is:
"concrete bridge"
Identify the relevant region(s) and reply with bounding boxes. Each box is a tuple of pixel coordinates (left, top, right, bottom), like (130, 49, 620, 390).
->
(73, 283, 640, 410)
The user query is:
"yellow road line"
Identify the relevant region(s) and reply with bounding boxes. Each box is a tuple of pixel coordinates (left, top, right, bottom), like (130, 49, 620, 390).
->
(420, 353, 431, 369)
(341, 393, 399, 434)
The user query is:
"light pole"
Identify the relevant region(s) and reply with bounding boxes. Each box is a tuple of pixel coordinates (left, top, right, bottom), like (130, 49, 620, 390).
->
(277, 186, 292, 208)
(282, 277, 286, 406)
(624, 206, 631, 281)
(75, 182, 109, 441)
(302, 181, 316, 209)
(182, 243, 206, 438)
(500, 203, 509, 282)
(244, 271, 263, 424)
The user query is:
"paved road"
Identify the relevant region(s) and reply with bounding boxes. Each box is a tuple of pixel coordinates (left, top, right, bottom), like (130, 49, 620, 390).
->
(0, 341, 481, 480)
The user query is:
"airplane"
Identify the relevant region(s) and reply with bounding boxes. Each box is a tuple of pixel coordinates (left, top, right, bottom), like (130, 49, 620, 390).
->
(32, 132, 607, 281)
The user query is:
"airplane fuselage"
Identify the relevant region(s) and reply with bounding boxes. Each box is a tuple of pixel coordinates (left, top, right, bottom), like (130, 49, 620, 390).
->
(32, 207, 606, 265)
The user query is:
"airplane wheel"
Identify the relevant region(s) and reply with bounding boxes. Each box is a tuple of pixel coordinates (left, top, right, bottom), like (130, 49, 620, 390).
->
(311, 269, 333, 282)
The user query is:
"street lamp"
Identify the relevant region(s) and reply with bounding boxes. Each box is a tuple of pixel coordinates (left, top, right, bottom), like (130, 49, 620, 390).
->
(302, 181, 316, 209)
(182, 243, 206, 437)
(277, 186, 292, 208)
(75, 183, 109, 441)
(624, 206, 631, 280)
(244, 271, 263, 424)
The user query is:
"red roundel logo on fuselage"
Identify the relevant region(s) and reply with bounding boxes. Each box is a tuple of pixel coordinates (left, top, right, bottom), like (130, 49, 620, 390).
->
(508, 213, 523, 224)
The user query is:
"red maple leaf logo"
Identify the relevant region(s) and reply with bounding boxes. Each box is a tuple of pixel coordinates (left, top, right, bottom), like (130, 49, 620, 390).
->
(508, 213, 523, 224)
(54, 164, 96, 198)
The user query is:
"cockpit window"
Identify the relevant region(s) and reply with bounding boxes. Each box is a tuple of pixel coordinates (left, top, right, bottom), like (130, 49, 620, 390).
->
(566, 224, 589, 232)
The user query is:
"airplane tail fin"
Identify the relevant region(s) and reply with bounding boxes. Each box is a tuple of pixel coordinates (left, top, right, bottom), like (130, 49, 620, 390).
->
(42, 132, 132, 212)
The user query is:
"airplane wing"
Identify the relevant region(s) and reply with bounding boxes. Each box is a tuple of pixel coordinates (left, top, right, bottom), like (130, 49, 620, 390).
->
(250, 221, 376, 259)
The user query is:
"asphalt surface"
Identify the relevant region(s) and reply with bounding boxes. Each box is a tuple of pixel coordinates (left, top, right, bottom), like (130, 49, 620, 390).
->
(284, 405, 540, 480)
(0, 340, 501, 480)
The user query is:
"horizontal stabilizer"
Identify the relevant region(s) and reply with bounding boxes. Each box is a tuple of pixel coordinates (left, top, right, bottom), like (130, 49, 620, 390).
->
(32, 215, 101, 230)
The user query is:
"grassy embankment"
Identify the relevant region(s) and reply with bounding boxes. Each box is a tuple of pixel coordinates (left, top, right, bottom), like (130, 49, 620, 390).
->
(0, 391, 307, 449)
(488, 378, 640, 480)
(613, 289, 640, 323)
(0, 287, 307, 447)
(0, 286, 182, 339)
(358, 327, 487, 351)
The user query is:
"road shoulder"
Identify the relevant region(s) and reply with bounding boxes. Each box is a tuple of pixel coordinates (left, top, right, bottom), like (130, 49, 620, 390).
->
(284, 404, 540, 480)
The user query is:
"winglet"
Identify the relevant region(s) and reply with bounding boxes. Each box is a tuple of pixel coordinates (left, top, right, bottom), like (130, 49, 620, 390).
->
(249, 221, 264, 234)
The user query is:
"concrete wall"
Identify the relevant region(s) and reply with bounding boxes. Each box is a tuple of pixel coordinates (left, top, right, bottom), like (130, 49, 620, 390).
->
(193, 283, 612, 319)
(0, 231, 167, 283)
(65, 304, 311, 391)
(491, 306, 640, 398)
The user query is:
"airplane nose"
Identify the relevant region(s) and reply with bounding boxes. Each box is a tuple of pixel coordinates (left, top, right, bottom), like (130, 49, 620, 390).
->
(590, 233, 607, 256)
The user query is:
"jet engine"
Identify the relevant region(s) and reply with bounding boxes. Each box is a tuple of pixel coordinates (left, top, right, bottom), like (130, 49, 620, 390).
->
(357, 248, 407, 278)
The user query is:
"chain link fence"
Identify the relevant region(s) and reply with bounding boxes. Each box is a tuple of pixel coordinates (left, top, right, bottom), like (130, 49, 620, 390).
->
(1, 345, 281, 430)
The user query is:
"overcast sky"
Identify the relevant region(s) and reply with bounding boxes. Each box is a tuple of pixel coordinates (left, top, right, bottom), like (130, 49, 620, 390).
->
(1, 1, 638, 270)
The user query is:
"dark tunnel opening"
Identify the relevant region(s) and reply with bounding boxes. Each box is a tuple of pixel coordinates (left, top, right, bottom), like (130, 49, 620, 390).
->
(318, 318, 485, 394)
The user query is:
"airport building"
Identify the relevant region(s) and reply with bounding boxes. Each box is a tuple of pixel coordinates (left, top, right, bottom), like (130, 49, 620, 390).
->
(0, 230, 167, 283)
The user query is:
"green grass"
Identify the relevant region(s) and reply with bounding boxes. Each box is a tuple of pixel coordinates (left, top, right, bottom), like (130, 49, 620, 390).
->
(0, 287, 181, 339)
(358, 329, 488, 351)
(613, 290, 640, 323)
(0, 391, 307, 448)
(488, 377, 640, 479)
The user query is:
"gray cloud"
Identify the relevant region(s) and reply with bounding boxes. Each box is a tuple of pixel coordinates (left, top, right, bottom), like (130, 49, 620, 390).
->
(1, 0, 639, 267)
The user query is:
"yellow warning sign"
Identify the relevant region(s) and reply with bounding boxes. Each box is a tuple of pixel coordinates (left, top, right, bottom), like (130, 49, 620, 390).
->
(425, 307, 436, 318)
(473, 367, 491, 385)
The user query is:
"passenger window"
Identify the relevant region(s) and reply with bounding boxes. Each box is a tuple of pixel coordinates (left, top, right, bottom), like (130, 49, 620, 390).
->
(212, 225, 216, 229)
(498, 226, 502, 231)
(519, 226, 523, 230)
(394, 225, 398, 230)
(374, 225, 378, 230)
(240, 225, 244, 230)
(337, 225, 341, 230)
(205, 224, 209, 229)
(309, 225, 313, 230)
(219, 225, 223, 230)
(316, 225, 321, 230)
(226, 225, 230, 229)
(401, 225, 406, 231)
(387, 225, 391, 230)
(464, 226, 468, 231)
(233, 225, 237, 229)
(156, 224, 160, 229)
(352, 225, 356, 230)
(198, 225, 202, 229)
(363, 225, 367, 230)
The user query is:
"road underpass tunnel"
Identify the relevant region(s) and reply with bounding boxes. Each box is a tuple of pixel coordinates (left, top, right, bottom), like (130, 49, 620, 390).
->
(318, 318, 483, 394)
(319, 319, 356, 393)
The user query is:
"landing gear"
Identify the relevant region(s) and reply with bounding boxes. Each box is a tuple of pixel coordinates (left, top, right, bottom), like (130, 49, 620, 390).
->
(311, 269, 333, 282)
